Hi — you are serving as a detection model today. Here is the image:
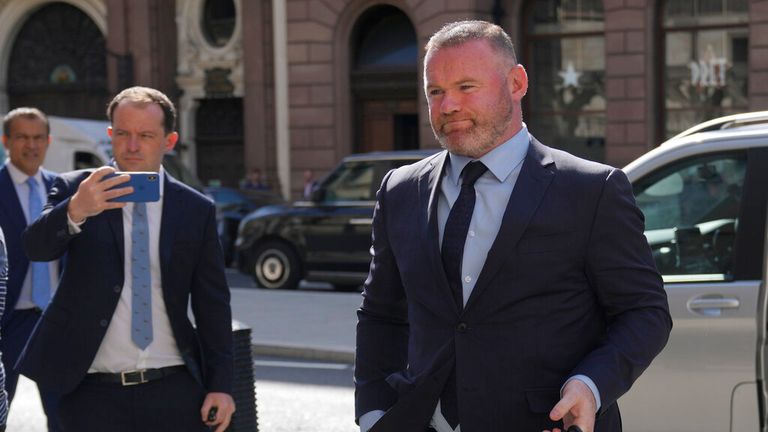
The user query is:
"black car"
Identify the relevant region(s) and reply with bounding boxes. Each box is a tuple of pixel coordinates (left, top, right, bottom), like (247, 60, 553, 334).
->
(205, 186, 284, 266)
(235, 149, 437, 290)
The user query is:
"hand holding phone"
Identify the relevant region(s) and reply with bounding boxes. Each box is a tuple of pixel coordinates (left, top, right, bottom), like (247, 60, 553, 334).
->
(207, 406, 218, 423)
(104, 172, 160, 202)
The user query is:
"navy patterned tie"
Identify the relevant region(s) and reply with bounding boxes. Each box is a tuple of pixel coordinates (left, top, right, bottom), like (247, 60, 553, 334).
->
(440, 160, 487, 429)
(131, 202, 153, 350)
(441, 161, 488, 309)
(26, 177, 50, 309)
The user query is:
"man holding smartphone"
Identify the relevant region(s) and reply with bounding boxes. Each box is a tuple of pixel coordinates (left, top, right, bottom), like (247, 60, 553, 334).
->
(19, 86, 235, 432)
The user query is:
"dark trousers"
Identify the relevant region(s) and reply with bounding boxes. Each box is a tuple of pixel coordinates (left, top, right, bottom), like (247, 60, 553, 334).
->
(0, 308, 61, 431)
(58, 368, 209, 432)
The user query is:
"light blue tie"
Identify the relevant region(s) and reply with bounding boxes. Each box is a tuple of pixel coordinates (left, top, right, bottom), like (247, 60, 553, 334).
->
(131, 202, 153, 349)
(26, 177, 50, 309)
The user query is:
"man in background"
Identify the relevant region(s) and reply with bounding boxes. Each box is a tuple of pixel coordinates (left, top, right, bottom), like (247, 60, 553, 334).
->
(0, 107, 60, 431)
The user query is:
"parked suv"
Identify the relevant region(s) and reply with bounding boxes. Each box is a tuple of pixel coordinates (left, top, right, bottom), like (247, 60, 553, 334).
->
(620, 111, 768, 432)
(235, 149, 437, 291)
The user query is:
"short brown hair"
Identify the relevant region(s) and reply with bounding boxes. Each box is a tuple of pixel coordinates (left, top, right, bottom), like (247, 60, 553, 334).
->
(106, 86, 177, 133)
(3, 107, 50, 137)
(425, 20, 517, 65)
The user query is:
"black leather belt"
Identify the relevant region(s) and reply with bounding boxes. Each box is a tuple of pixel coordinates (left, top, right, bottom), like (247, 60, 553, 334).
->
(84, 365, 186, 386)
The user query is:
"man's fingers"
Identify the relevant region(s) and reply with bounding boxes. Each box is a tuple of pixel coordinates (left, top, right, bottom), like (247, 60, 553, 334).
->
(103, 186, 134, 200)
(549, 394, 576, 421)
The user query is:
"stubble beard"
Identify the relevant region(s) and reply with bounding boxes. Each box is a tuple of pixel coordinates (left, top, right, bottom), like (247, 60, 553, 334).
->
(433, 96, 516, 159)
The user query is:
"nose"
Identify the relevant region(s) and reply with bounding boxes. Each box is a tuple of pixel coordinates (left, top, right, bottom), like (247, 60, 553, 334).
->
(127, 135, 140, 151)
(440, 90, 461, 115)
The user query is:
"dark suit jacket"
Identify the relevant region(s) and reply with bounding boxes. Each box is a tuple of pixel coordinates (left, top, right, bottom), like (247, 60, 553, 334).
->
(19, 169, 233, 395)
(355, 138, 672, 431)
(0, 165, 57, 327)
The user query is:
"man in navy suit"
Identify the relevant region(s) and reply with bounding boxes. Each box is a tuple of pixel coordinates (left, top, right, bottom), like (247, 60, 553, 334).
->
(355, 21, 672, 432)
(20, 87, 235, 432)
(0, 107, 61, 431)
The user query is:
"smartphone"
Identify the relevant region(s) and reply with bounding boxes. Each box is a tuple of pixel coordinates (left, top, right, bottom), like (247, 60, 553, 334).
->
(104, 172, 160, 202)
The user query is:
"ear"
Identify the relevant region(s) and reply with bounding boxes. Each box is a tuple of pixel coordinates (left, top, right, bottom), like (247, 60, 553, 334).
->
(165, 131, 179, 152)
(1, 135, 7, 148)
(507, 64, 528, 102)
(107, 126, 113, 138)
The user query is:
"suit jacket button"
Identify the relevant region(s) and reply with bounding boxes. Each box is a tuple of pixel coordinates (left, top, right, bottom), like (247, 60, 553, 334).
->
(113, 285, 121, 293)
(456, 322, 468, 333)
(99, 319, 108, 327)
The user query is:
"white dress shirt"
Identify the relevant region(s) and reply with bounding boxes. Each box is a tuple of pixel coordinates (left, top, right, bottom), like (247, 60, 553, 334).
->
(68, 168, 184, 373)
(5, 161, 58, 310)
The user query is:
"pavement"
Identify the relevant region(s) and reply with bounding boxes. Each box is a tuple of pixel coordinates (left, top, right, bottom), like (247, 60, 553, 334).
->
(228, 270, 360, 363)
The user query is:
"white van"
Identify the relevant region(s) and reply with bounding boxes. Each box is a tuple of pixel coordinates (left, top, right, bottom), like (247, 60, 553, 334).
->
(45, 116, 112, 172)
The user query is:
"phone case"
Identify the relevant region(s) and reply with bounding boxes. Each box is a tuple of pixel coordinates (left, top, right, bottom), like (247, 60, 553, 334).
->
(105, 172, 161, 202)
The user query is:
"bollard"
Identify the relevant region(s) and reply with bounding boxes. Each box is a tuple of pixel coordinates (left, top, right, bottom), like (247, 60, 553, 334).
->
(228, 320, 258, 432)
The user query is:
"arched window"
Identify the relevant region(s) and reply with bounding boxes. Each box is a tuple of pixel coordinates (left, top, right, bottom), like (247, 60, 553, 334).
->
(8, 2, 107, 119)
(523, 0, 606, 162)
(661, 0, 748, 138)
(202, 0, 236, 47)
(350, 6, 418, 153)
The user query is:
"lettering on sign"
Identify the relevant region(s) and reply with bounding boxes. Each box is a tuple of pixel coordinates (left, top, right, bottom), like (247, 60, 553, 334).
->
(690, 58, 728, 88)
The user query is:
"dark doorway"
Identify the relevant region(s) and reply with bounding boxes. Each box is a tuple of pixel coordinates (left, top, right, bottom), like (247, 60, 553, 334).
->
(350, 6, 419, 153)
(8, 2, 107, 119)
(195, 98, 244, 187)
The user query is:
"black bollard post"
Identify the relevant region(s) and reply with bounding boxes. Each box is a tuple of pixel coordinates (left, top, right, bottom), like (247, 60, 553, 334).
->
(228, 320, 258, 431)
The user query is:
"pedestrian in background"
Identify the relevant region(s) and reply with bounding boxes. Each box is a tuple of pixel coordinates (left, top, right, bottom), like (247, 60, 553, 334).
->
(20, 86, 235, 432)
(303, 169, 319, 199)
(0, 227, 10, 431)
(241, 167, 269, 190)
(355, 20, 671, 432)
(0, 107, 61, 431)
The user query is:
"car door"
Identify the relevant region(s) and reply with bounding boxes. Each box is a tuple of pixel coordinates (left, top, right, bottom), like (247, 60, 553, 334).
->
(302, 159, 380, 279)
(620, 147, 768, 432)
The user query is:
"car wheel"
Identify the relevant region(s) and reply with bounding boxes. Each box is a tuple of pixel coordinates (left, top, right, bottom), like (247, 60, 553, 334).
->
(252, 242, 302, 290)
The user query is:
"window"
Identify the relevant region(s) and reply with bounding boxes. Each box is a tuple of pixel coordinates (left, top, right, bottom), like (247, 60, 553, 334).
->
(524, 0, 606, 162)
(322, 161, 376, 202)
(74, 151, 103, 170)
(633, 152, 746, 279)
(202, 0, 236, 47)
(661, 0, 749, 138)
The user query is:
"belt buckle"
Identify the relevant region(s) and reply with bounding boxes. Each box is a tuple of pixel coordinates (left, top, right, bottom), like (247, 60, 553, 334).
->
(120, 369, 147, 386)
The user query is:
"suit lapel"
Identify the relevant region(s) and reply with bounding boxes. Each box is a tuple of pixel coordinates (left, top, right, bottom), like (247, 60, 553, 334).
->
(418, 151, 459, 313)
(465, 139, 555, 310)
(105, 208, 125, 265)
(159, 175, 182, 277)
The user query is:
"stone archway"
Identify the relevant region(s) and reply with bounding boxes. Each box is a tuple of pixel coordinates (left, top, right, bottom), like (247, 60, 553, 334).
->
(6, 1, 108, 118)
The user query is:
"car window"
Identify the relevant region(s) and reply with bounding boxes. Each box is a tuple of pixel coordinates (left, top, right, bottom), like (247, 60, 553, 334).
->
(322, 161, 376, 202)
(633, 152, 746, 279)
(74, 151, 104, 170)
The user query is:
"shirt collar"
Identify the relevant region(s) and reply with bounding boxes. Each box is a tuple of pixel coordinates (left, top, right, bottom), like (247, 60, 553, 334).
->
(445, 123, 530, 185)
(5, 161, 43, 186)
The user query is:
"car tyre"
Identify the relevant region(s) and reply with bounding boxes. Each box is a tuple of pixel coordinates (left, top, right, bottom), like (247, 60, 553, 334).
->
(252, 241, 302, 290)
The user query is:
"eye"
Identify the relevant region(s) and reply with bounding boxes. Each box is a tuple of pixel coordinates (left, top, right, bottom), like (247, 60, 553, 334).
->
(428, 88, 443, 97)
(460, 84, 475, 91)
(141, 133, 155, 139)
